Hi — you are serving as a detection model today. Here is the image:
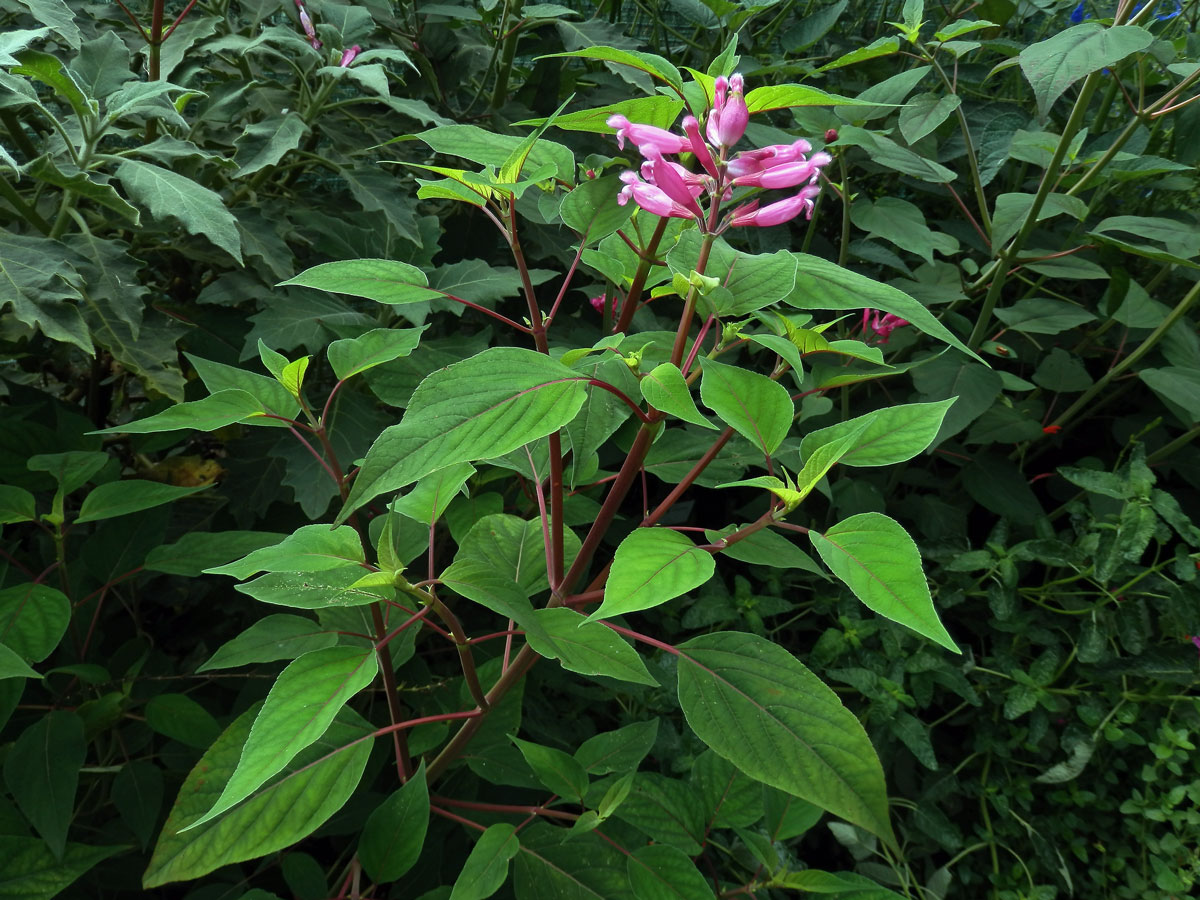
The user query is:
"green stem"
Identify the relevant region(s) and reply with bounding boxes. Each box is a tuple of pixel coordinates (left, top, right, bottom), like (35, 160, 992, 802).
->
(0, 173, 52, 233)
(490, 0, 526, 110)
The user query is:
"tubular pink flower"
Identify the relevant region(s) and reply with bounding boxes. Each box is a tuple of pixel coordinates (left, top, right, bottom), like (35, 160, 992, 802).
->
(646, 152, 705, 217)
(617, 171, 700, 221)
(714, 73, 748, 147)
(732, 152, 832, 189)
(863, 309, 909, 343)
(682, 116, 718, 177)
(728, 185, 821, 228)
(338, 44, 361, 67)
(727, 140, 815, 178)
(295, 0, 322, 49)
(607, 115, 690, 156)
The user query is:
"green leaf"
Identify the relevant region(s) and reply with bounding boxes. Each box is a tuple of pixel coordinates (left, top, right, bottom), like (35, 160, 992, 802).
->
(772, 869, 907, 897)
(143, 705, 373, 887)
(522, 96, 683, 133)
(541, 46, 683, 95)
(627, 844, 716, 900)
(744, 83, 866, 112)
(0, 232, 91, 353)
(785, 254, 980, 361)
(144, 693, 221, 749)
(703, 526, 824, 574)
(70, 30, 135, 98)
(834, 125, 956, 182)
(439, 559, 550, 649)
(513, 824, 636, 899)
(233, 113, 309, 177)
(1019, 24, 1153, 119)
(699, 360, 793, 455)
(0, 485, 36, 524)
(809, 512, 958, 652)
(12, 49, 92, 119)
(186, 354, 300, 420)
(991, 192, 1088, 249)
(185, 646, 378, 830)
(799, 400, 955, 467)
(676, 631, 896, 848)
(328, 327, 428, 380)
(73, 479, 209, 523)
(667, 232, 797, 317)
(115, 159, 242, 261)
(198, 614, 337, 672)
(560, 176, 633, 245)
(911, 357, 1003, 445)
(3, 711, 85, 859)
(207, 525, 365, 578)
(341, 348, 587, 522)
(1140, 368, 1200, 423)
(639, 363, 717, 430)
(143, 531, 285, 576)
(587, 528, 715, 622)
(235, 567, 395, 610)
(27, 449, 107, 494)
(394, 463, 476, 527)
(992, 298, 1095, 335)
(282, 258, 432, 305)
(358, 760, 429, 883)
(451, 823, 521, 900)
(0, 838, 119, 900)
(0, 644, 39, 680)
(408, 124, 575, 180)
(575, 720, 658, 775)
(0, 583, 71, 662)
(93, 390, 268, 434)
(511, 737, 589, 801)
(0, 29, 50, 67)
(526, 608, 658, 686)
(27, 155, 140, 223)
(454, 513, 581, 596)
(851, 197, 959, 265)
(818, 36, 900, 72)
(112, 760, 163, 851)
(898, 92, 962, 144)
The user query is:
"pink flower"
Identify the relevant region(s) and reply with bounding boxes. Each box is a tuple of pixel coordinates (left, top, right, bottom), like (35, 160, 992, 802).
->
(617, 170, 702, 221)
(682, 116, 717, 177)
(590, 293, 618, 316)
(294, 0, 322, 49)
(731, 154, 832, 190)
(706, 74, 748, 148)
(339, 44, 361, 67)
(862, 309, 910, 343)
(606, 115, 690, 156)
(728, 185, 822, 228)
(1189, 635, 1200, 659)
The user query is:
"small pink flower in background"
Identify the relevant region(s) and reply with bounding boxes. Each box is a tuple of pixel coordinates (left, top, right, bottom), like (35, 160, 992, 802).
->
(339, 45, 361, 67)
(862, 309, 909, 343)
(1189, 635, 1200, 659)
(294, 0, 322, 49)
(606, 73, 832, 231)
(590, 294, 617, 316)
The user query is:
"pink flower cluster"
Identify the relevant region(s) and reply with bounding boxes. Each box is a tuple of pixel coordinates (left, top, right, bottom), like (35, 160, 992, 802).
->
(862, 309, 909, 344)
(294, 0, 361, 65)
(607, 75, 832, 231)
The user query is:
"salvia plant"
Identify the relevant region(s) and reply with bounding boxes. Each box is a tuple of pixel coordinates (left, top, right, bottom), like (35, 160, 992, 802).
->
(2, 1, 1200, 899)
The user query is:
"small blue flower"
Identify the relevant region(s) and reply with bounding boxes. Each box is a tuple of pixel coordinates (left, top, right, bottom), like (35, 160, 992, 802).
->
(1069, 0, 1088, 23)
(1155, 0, 1183, 20)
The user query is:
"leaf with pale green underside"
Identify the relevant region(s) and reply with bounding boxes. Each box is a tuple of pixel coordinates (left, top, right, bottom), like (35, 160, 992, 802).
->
(340, 348, 587, 522)
(358, 760, 429, 883)
(235, 567, 394, 610)
(186, 645, 377, 830)
(92, 390, 268, 434)
(115, 159, 242, 261)
(640, 363, 716, 429)
(197, 615, 337, 672)
(699, 360, 793, 455)
(0, 232, 91, 353)
(207, 525, 364, 578)
(143, 705, 373, 887)
(0, 583, 71, 662)
(587, 528, 715, 622)
(784, 254, 980, 361)
(0, 838, 119, 900)
(28, 155, 140, 223)
(328, 326, 427, 380)
(526, 608, 658, 686)
(3, 711, 84, 859)
(810, 512, 958, 652)
(628, 844, 716, 900)
(676, 631, 896, 848)
(1019, 24, 1153, 119)
(12, 49, 91, 119)
(233, 113, 308, 177)
(451, 823, 521, 900)
(800, 400, 955, 467)
(791, 419, 872, 502)
(74, 480, 210, 523)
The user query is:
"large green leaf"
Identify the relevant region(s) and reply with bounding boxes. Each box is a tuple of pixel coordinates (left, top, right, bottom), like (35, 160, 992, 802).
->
(699, 360, 793, 455)
(115, 159, 242, 261)
(0, 583, 71, 662)
(639, 363, 717, 430)
(676, 631, 895, 848)
(0, 485, 36, 524)
(587, 528, 715, 622)
(235, 567, 394, 610)
(74, 479, 210, 523)
(207, 525, 365, 578)
(328, 327, 427, 380)
(341, 348, 588, 522)
(451, 823, 521, 900)
(455, 513, 580, 596)
(627, 845, 716, 900)
(511, 736, 589, 801)
(526, 608, 658, 686)
(0, 644, 38, 680)
(197, 614, 337, 672)
(143, 705, 373, 887)
(743, 83, 865, 111)
(799, 400, 955, 467)
(282, 258, 433, 305)
(513, 825, 636, 900)
(1019, 24, 1153, 118)
(541, 47, 683, 95)
(186, 646, 378, 829)
(3, 711, 85, 859)
(785, 255, 979, 361)
(409, 124, 576, 180)
(667, 233, 798, 317)
(358, 760, 429, 883)
(0, 838, 119, 900)
(143, 531, 285, 577)
(94, 390, 269, 434)
(0, 232, 90, 353)
(559, 176, 633, 245)
(393, 462, 475, 526)
(809, 513, 958, 652)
